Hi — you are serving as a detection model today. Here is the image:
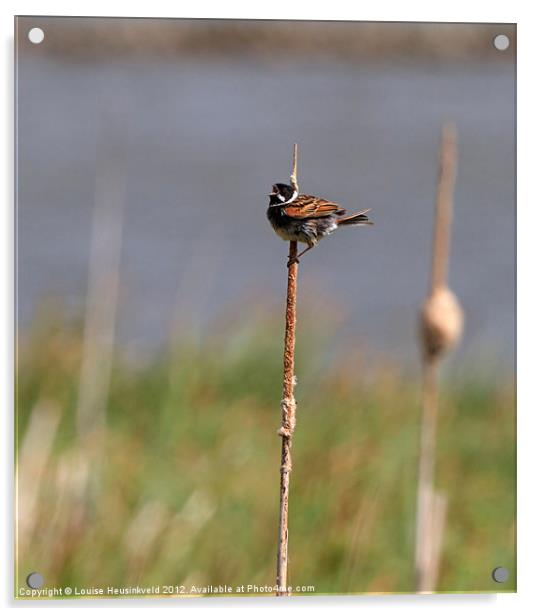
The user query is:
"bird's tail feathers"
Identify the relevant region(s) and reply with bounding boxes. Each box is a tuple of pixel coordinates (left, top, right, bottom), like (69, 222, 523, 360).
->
(337, 208, 373, 226)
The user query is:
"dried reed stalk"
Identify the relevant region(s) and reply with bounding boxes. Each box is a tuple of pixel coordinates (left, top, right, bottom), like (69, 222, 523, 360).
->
(415, 124, 463, 592)
(16, 401, 61, 561)
(276, 144, 299, 597)
(76, 112, 127, 446)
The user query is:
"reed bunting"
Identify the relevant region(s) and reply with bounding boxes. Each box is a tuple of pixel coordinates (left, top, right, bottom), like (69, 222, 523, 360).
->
(267, 183, 373, 265)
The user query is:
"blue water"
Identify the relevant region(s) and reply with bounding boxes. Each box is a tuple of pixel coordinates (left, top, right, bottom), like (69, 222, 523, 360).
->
(16, 56, 515, 370)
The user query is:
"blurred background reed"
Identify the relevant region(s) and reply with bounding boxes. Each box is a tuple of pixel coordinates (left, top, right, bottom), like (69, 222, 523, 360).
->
(15, 17, 515, 596)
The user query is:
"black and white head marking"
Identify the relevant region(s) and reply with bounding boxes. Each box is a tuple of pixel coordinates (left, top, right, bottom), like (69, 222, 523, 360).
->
(268, 183, 298, 207)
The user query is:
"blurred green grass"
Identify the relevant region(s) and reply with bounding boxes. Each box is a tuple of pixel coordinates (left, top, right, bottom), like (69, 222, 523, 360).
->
(15, 309, 515, 596)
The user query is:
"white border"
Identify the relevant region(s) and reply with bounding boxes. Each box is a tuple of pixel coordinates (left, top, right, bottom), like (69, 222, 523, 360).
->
(2, 2, 536, 614)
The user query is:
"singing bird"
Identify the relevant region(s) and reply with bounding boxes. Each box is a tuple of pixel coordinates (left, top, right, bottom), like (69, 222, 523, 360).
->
(266, 182, 373, 265)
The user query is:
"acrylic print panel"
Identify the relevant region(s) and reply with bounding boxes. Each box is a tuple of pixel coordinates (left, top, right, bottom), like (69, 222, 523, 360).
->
(15, 16, 516, 599)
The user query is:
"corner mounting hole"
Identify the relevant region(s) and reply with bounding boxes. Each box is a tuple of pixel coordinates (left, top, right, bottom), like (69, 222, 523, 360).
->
(493, 34, 510, 51)
(26, 572, 44, 589)
(492, 566, 509, 583)
(28, 27, 45, 44)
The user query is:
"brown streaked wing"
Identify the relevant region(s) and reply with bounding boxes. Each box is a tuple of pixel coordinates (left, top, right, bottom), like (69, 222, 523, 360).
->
(283, 194, 345, 219)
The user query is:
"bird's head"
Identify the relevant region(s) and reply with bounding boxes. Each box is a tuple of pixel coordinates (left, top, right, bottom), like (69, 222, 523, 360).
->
(268, 183, 298, 207)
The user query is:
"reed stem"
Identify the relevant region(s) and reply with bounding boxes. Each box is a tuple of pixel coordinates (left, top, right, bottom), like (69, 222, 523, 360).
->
(276, 145, 299, 597)
(415, 359, 443, 591)
(430, 124, 456, 294)
(415, 124, 460, 592)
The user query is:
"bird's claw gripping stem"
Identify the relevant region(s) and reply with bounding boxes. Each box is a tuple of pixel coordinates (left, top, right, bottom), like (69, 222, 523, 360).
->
(287, 256, 300, 268)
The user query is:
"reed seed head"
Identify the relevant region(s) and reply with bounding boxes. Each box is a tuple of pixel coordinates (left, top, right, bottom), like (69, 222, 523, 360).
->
(419, 286, 463, 360)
